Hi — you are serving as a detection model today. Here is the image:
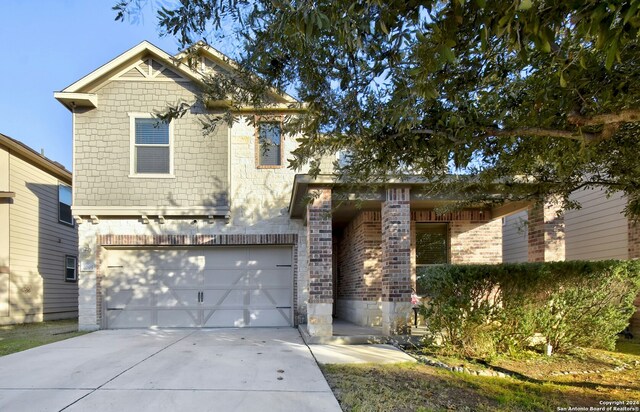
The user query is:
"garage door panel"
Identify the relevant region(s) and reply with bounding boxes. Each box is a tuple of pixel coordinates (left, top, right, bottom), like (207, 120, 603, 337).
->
(202, 269, 245, 287)
(250, 289, 291, 306)
(249, 310, 290, 327)
(156, 269, 203, 287)
(156, 288, 200, 307)
(248, 248, 291, 267)
(202, 289, 246, 306)
(247, 270, 290, 286)
(203, 249, 248, 269)
(105, 247, 292, 328)
(107, 310, 152, 328)
(203, 310, 246, 327)
(105, 287, 153, 308)
(157, 310, 199, 327)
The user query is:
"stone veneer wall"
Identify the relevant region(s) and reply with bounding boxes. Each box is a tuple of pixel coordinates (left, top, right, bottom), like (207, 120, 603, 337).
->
(336, 211, 382, 326)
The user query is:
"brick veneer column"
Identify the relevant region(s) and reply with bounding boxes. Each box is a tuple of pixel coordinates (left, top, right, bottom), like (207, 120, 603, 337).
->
(528, 198, 565, 262)
(381, 187, 412, 335)
(306, 187, 333, 337)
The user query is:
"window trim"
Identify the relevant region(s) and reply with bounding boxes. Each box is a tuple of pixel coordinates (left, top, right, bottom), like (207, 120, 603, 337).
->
(128, 113, 175, 178)
(65, 255, 78, 282)
(57, 183, 74, 227)
(255, 115, 284, 169)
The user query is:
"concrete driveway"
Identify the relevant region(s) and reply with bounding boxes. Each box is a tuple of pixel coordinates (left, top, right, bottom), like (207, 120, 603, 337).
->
(0, 328, 341, 412)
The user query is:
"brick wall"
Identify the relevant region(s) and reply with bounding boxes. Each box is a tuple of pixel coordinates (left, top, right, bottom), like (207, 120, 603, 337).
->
(449, 219, 503, 264)
(528, 200, 565, 262)
(381, 188, 412, 303)
(337, 211, 382, 301)
(307, 188, 333, 304)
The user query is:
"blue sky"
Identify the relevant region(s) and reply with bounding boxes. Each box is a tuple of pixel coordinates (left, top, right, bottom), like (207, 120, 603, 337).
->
(0, 0, 208, 170)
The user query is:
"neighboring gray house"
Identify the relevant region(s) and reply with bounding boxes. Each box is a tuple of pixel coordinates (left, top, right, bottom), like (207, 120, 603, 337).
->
(503, 188, 640, 336)
(54, 41, 568, 336)
(0, 133, 78, 324)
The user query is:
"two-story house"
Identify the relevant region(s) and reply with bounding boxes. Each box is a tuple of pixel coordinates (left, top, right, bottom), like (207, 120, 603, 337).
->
(0, 133, 78, 324)
(55, 41, 565, 337)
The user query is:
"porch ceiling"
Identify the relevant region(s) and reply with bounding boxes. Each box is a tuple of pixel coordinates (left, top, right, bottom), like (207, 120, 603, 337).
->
(288, 174, 532, 222)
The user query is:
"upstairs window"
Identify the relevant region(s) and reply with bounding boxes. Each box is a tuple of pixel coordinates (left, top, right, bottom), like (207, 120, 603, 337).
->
(131, 116, 173, 176)
(58, 184, 73, 225)
(257, 121, 282, 167)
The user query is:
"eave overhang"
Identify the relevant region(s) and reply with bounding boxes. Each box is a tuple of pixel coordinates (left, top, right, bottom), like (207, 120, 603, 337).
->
(288, 174, 533, 220)
(53, 92, 98, 110)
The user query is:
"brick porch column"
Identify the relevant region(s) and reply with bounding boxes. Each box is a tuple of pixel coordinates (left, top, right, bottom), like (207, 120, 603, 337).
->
(381, 187, 412, 335)
(528, 198, 565, 262)
(306, 187, 333, 337)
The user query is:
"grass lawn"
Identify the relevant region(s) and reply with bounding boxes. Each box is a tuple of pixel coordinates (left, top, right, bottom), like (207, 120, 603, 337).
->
(321, 339, 640, 412)
(0, 319, 88, 356)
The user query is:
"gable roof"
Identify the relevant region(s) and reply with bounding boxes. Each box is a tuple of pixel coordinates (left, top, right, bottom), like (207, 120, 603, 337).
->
(175, 41, 298, 104)
(55, 40, 300, 110)
(0, 133, 72, 184)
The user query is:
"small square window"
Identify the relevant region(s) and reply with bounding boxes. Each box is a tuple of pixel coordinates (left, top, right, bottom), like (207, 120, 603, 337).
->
(58, 184, 73, 225)
(133, 118, 171, 174)
(257, 122, 282, 166)
(65, 256, 77, 282)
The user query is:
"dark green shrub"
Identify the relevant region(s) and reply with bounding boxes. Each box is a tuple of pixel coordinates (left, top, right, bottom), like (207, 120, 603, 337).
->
(417, 260, 640, 356)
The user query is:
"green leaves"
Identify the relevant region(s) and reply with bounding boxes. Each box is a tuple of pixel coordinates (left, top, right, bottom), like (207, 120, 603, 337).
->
(419, 261, 640, 355)
(116, 0, 640, 216)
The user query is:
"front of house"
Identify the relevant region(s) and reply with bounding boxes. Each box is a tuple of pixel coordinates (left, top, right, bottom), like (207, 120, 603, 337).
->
(56, 41, 555, 336)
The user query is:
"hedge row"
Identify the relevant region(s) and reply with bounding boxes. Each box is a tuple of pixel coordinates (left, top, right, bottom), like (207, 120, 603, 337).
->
(416, 260, 640, 356)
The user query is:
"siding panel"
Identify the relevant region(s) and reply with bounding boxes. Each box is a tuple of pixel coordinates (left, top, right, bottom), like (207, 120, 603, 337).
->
(502, 211, 528, 263)
(565, 189, 627, 260)
(6, 152, 78, 324)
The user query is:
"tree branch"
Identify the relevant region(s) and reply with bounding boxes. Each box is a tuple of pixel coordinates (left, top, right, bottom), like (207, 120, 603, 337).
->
(487, 127, 592, 141)
(567, 109, 640, 127)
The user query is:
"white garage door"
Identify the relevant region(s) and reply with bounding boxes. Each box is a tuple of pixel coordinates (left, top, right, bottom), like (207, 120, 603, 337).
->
(103, 247, 293, 328)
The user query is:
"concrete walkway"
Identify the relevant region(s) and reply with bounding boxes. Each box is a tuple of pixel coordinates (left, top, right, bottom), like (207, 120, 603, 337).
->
(0, 329, 341, 412)
(309, 344, 417, 364)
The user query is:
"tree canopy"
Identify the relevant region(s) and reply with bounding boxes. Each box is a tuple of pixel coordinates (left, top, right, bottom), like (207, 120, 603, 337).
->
(115, 0, 640, 216)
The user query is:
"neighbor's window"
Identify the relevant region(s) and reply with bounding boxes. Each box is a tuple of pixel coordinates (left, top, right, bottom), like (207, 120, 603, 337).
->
(415, 223, 448, 295)
(58, 184, 73, 225)
(65, 255, 77, 282)
(257, 122, 282, 166)
(133, 117, 171, 175)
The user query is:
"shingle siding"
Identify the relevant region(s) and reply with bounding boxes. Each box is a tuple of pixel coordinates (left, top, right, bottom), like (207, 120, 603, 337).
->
(74, 79, 228, 208)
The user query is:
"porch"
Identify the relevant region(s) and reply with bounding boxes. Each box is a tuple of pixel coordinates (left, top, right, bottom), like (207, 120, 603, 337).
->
(289, 175, 558, 339)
